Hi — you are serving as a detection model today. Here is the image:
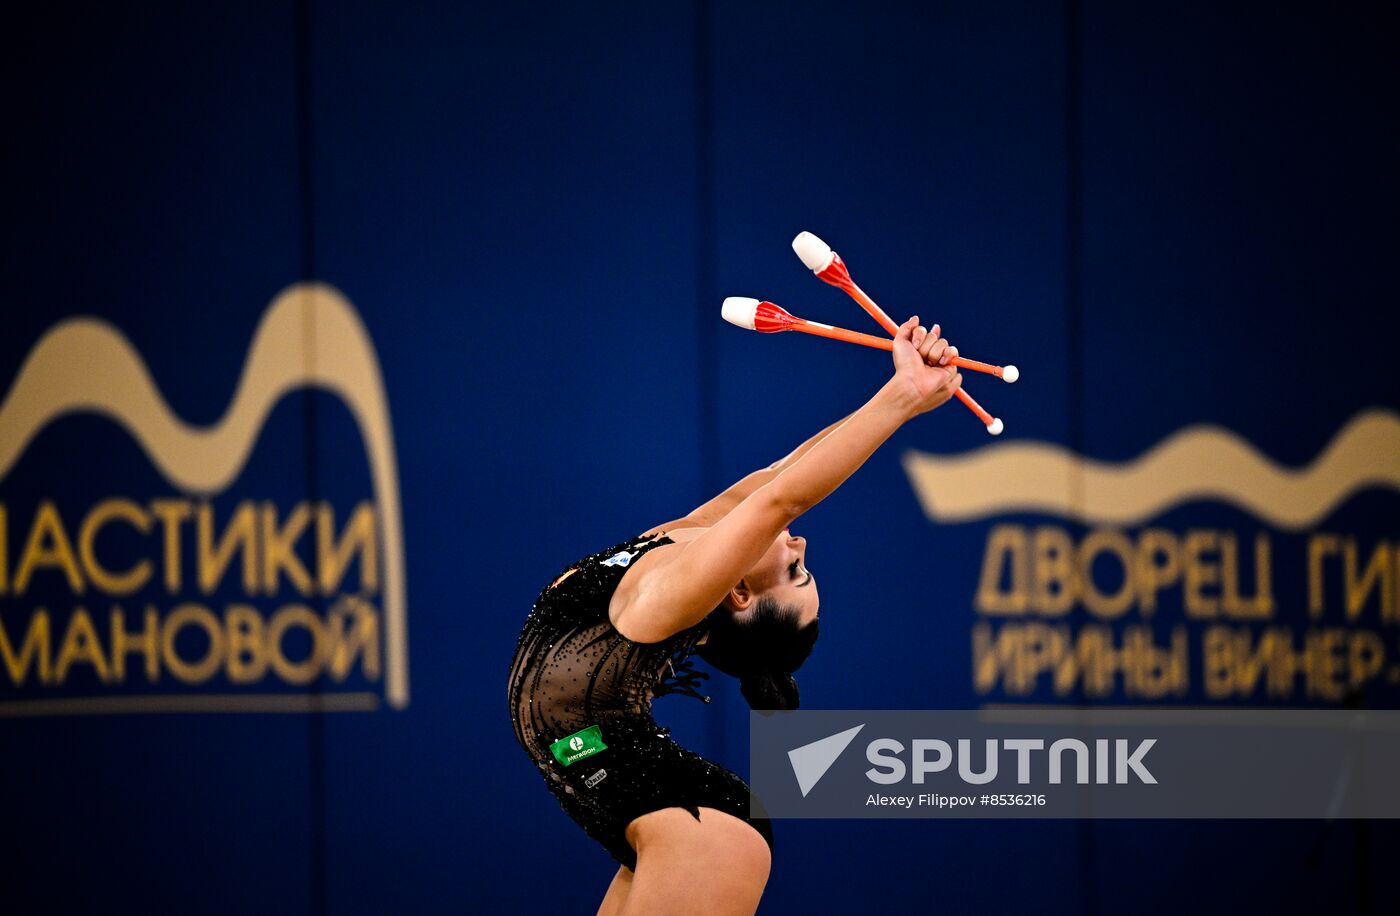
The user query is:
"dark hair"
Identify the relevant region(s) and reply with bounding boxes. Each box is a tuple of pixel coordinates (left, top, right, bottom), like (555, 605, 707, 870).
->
(697, 596, 819, 712)
(738, 671, 801, 711)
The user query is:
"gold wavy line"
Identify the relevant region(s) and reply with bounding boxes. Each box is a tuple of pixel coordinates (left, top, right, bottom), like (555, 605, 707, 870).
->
(901, 408, 1400, 529)
(0, 283, 409, 708)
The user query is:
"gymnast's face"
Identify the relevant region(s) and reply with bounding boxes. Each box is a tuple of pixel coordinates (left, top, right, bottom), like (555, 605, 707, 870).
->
(741, 529, 819, 625)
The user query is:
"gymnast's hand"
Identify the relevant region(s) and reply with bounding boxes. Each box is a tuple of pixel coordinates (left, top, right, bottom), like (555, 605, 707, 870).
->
(889, 315, 962, 416)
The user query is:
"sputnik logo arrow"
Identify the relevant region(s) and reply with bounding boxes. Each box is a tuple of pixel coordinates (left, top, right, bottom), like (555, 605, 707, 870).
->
(787, 724, 865, 797)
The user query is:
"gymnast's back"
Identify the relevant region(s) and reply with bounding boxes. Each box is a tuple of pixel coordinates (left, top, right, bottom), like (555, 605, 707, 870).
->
(506, 531, 712, 762)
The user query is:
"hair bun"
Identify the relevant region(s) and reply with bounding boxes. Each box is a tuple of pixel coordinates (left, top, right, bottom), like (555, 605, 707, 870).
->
(739, 672, 800, 713)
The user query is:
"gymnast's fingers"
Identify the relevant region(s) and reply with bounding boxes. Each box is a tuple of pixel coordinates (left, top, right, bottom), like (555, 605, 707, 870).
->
(919, 334, 948, 365)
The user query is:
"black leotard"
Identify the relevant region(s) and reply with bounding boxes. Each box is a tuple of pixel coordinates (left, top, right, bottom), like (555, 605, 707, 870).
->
(508, 532, 710, 755)
(506, 531, 774, 870)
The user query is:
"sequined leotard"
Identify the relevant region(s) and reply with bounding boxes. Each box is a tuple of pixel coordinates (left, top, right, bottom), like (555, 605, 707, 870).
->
(507, 531, 774, 870)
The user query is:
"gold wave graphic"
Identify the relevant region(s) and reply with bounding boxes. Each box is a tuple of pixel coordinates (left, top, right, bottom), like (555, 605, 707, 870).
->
(901, 408, 1400, 530)
(0, 283, 409, 708)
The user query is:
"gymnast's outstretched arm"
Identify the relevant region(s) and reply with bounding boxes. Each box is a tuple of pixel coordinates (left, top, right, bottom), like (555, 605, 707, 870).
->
(615, 316, 962, 642)
(656, 321, 957, 532)
(647, 412, 855, 533)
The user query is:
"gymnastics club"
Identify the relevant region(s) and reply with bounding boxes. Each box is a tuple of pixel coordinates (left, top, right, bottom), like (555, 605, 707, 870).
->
(792, 231, 1018, 384)
(791, 231, 1008, 434)
(720, 297, 1003, 436)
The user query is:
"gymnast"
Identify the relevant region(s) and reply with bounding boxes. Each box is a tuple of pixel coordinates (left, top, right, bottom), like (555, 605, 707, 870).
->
(507, 316, 961, 915)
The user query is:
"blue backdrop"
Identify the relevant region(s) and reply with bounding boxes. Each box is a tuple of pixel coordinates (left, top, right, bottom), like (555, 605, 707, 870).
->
(3, 2, 1398, 914)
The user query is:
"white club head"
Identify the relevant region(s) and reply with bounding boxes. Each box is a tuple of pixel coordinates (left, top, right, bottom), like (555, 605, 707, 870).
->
(721, 296, 760, 330)
(987, 418, 1004, 436)
(792, 231, 834, 272)
(1002, 365, 1020, 384)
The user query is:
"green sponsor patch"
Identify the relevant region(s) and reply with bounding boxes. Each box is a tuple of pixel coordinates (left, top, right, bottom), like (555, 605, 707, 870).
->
(550, 724, 608, 766)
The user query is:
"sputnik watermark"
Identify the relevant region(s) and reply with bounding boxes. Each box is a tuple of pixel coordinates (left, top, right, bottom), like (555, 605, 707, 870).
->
(864, 737, 1157, 785)
(752, 710, 1400, 819)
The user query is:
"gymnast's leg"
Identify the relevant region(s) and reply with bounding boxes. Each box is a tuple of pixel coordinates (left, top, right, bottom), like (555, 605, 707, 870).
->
(596, 865, 633, 916)
(617, 807, 771, 916)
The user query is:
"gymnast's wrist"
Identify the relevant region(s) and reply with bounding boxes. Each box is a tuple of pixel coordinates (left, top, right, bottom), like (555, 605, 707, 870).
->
(873, 378, 922, 423)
